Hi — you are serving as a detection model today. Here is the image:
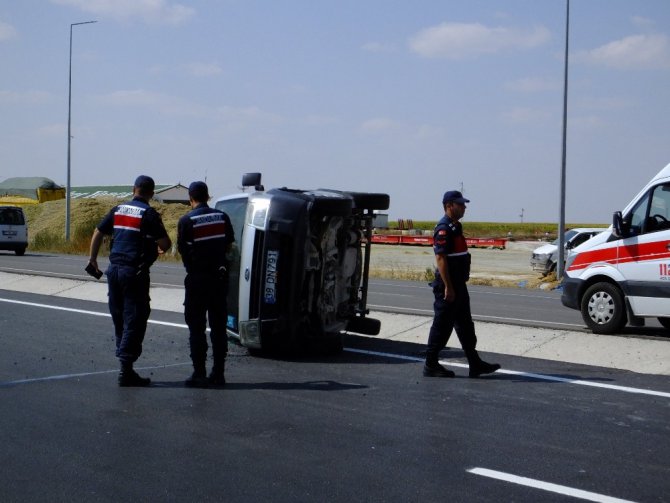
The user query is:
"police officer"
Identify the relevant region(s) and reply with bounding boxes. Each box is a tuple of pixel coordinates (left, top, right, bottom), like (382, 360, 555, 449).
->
(177, 181, 234, 387)
(424, 190, 501, 378)
(88, 175, 172, 386)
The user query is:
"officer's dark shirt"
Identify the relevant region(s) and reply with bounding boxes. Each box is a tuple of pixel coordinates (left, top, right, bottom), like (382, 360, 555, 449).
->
(177, 203, 234, 274)
(97, 196, 168, 268)
(433, 215, 470, 285)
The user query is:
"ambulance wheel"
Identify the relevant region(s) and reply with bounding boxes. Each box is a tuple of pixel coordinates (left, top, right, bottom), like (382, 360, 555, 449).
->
(657, 317, 670, 331)
(15, 247, 26, 256)
(580, 282, 626, 334)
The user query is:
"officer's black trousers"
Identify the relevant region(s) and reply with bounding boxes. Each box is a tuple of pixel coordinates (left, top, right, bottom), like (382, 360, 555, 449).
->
(426, 281, 478, 364)
(184, 272, 228, 367)
(107, 264, 151, 364)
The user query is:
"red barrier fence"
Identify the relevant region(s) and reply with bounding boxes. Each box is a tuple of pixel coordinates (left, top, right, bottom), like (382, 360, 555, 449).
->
(370, 235, 507, 249)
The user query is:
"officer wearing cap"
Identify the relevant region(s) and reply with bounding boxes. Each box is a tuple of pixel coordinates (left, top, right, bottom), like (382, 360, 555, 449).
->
(88, 175, 172, 386)
(423, 190, 501, 378)
(177, 181, 235, 387)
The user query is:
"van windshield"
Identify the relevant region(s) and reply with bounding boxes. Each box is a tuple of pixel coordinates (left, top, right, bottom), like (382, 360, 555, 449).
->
(0, 208, 25, 225)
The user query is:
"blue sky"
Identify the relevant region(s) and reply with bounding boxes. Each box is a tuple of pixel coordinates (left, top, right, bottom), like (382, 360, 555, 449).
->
(1, 0, 669, 223)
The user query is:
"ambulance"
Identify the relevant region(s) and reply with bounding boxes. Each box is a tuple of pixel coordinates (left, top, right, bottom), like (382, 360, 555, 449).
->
(561, 163, 670, 333)
(214, 173, 390, 352)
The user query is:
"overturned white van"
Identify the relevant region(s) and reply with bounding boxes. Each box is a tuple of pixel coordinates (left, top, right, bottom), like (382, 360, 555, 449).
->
(214, 173, 390, 352)
(561, 163, 670, 333)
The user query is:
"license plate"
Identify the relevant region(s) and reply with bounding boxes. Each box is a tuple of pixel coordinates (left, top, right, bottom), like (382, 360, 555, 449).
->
(2, 230, 17, 236)
(264, 250, 279, 304)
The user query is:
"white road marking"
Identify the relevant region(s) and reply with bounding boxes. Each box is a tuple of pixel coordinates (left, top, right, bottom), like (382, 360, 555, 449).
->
(1, 362, 190, 387)
(467, 467, 637, 503)
(368, 303, 585, 328)
(0, 297, 187, 328)
(345, 348, 670, 399)
(2, 297, 669, 399)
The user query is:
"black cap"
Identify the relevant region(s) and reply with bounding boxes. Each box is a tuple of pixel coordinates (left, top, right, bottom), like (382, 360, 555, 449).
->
(134, 175, 155, 192)
(442, 190, 470, 204)
(188, 181, 209, 201)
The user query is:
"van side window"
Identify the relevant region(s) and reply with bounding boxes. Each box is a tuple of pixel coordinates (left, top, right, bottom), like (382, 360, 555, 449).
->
(628, 183, 670, 235)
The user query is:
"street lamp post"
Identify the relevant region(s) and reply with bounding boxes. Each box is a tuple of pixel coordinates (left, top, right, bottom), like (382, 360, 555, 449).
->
(66, 20, 97, 241)
(557, 0, 570, 280)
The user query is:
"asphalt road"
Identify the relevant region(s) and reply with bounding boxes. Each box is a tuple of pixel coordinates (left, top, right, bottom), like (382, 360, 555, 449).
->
(1, 289, 669, 502)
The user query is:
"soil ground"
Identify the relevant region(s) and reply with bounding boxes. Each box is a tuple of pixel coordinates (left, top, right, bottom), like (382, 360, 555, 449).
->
(368, 240, 544, 286)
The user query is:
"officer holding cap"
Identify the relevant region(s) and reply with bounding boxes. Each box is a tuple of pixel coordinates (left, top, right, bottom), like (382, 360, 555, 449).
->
(88, 175, 172, 387)
(177, 181, 235, 387)
(423, 190, 501, 378)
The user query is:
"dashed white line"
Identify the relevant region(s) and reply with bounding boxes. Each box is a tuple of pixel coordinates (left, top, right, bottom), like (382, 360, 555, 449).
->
(467, 467, 637, 503)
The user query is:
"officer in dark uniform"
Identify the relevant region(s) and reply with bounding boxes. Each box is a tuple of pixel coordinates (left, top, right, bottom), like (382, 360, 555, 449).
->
(177, 181, 235, 387)
(424, 190, 501, 378)
(88, 175, 172, 387)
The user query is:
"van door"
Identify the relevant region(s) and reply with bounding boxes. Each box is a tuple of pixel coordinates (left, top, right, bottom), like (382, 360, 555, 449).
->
(618, 182, 670, 316)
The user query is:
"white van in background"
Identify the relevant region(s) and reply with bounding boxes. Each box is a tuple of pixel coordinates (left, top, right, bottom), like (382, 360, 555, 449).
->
(561, 163, 670, 334)
(530, 228, 604, 276)
(0, 206, 28, 256)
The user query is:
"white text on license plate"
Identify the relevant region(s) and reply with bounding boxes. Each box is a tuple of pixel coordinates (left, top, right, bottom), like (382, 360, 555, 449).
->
(264, 250, 279, 304)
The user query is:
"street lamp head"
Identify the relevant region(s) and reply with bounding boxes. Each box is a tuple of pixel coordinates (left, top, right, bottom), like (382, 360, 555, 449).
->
(72, 20, 97, 27)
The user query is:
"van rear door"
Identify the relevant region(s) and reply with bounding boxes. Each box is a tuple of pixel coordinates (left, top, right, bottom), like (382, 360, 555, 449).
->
(617, 182, 670, 316)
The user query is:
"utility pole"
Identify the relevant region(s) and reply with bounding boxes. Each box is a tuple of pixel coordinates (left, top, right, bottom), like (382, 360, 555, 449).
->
(557, 0, 570, 279)
(66, 20, 97, 241)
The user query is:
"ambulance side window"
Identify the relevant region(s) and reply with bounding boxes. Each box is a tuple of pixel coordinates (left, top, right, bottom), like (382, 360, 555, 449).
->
(628, 183, 670, 235)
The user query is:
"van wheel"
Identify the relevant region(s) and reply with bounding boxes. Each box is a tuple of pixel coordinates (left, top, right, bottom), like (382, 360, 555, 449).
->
(543, 261, 556, 277)
(580, 282, 626, 334)
(311, 196, 352, 216)
(346, 316, 381, 336)
(657, 317, 670, 330)
(15, 248, 25, 256)
(348, 192, 390, 211)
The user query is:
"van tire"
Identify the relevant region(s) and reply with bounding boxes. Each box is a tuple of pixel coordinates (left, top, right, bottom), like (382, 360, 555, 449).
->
(349, 192, 390, 211)
(657, 317, 670, 330)
(580, 282, 626, 334)
(15, 247, 25, 256)
(311, 196, 352, 216)
(346, 316, 381, 336)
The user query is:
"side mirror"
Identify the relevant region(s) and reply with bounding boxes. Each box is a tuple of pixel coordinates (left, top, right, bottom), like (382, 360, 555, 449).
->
(612, 211, 627, 238)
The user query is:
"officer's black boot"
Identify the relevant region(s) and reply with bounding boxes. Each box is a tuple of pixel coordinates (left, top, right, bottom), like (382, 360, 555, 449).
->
(185, 361, 208, 388)
(208, 359, 226, 386)
(118, 362, 151, 387)
(465, 349, 501, 378)
(423, 355, 455, 378)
